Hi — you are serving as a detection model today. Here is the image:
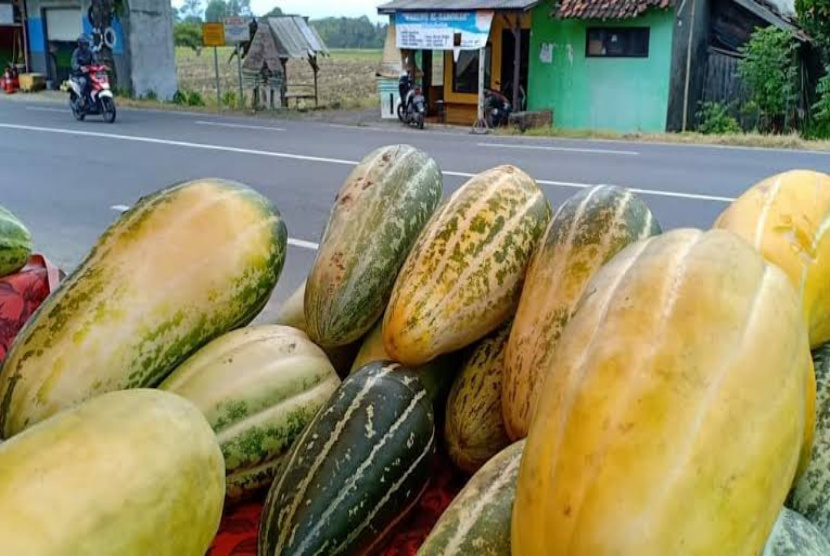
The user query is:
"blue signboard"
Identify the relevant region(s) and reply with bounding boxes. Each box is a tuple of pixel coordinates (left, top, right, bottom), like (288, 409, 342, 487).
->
(395, 11, 494, 51)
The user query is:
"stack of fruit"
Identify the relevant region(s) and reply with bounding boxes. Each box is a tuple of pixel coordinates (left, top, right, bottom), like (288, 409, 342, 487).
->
(1, 145, 830, 556)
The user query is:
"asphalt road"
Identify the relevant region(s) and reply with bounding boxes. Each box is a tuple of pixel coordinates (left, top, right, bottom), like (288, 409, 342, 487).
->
(2, 98, 830, 320)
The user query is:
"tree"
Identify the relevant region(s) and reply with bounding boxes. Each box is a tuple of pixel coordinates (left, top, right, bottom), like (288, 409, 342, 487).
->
(174, 21, 203, 51)
(738, 26, 799, 132)
(796, 0, 830, 61)
(262, 6, 282, 17)
(180, 0, 203, 22)
(204, 0, 228, 22)
(227, 0, 251, 17)
(311, 17, 387, 49)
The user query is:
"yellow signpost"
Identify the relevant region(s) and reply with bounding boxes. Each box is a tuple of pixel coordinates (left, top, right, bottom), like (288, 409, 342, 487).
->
(202, 23, 225, 47)
(202, 23, 226, 109)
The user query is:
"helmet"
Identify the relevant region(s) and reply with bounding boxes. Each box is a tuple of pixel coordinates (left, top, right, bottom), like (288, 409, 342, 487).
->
(77, 34, 90, 47)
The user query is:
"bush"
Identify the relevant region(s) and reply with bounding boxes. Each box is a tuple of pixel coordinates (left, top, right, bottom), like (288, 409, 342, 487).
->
(142, 90, 158, 101)
(172, 90, 188, 105)
(174, 22, 202, 53)
(738, 27, 799, 133)
(221, 90, 237, 108)
(187, 90, 205, 106)
(171, 89, 205, 107)
(697, 101, 742, 134)
(809, 69, 830, 138)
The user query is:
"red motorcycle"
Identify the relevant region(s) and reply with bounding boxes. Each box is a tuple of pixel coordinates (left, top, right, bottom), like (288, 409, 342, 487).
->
(67, 63, 116, 123)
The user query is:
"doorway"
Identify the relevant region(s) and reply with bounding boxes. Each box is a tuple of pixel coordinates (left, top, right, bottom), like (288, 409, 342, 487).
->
(501, 28, 530, 111)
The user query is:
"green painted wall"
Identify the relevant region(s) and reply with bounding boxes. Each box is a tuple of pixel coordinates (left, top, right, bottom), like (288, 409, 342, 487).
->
(528, 4, 676, 132)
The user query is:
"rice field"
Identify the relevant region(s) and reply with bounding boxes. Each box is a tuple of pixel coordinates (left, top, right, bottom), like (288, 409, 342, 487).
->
(176, 47, 382, 110)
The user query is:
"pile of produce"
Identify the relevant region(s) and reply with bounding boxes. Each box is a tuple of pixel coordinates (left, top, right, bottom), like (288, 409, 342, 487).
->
(1, 147, 830, 556)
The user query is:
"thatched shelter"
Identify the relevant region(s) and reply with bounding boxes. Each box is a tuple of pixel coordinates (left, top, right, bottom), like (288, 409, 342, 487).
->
(243, 15, 329, 108)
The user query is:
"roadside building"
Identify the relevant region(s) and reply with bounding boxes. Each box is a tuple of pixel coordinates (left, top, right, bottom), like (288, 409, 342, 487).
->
(3, 0, 176, 98)
(377, 0, 536, 126)
(377, 0, 810, 132)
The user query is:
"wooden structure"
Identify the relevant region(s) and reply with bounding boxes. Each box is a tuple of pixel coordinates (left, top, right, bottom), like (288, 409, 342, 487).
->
(242, 15, 329, 109)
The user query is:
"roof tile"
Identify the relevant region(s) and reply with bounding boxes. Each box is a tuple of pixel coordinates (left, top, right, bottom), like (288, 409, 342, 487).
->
(555, 0, 674, 19)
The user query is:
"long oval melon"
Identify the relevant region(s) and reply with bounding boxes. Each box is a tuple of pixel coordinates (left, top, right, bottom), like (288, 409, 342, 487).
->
(349, 320, 460, 419)
(275, 279, 361, 379)
(503, 185, 660, 440)
(445, 323, 512, 474)
(0, 205, 32, 277)
(0, 389, 225, 556)
(513, 229, 811, 556)
(258, 361, 436, 556)
(305, 145, 443, 348)
(383, 165, 550, 367)
(418, 440, 524, 556)
(714, 169, 830, 348)
(159, 325, 340, 503)
(791, 342, 830, 537)
(762, 508, 830, 556)
(0, 178, 287, 438)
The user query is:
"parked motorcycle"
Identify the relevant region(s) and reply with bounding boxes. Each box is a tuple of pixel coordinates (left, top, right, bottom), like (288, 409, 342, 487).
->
(397, 72, 426, 130)
(67, 64, 116, 123)
(483, 87, 512, 129)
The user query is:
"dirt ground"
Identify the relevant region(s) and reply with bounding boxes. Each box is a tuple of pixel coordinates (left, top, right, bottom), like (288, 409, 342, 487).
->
(176, 47, 382, 110)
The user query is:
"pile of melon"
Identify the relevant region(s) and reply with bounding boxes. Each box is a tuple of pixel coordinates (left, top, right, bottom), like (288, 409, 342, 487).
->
(1, 144, 830, 556)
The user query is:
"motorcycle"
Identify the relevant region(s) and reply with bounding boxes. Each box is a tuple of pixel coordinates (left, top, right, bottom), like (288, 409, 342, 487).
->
(483, 86, 512, 129)
(68, 64, 116, 123)
(397, 72, 426, 130)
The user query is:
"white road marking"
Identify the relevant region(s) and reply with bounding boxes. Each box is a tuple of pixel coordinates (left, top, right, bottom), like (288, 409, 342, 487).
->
(0, 122, 734, 203)
(26, 106, 65, 113)
(288, 238, 320, 250)
(478, 142, 640, 156)
(110, 204, 131, 212)
(195, 120, 286, 132)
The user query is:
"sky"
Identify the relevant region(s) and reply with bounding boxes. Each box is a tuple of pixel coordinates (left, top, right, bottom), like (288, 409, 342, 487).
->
(250, 0, 386, 22)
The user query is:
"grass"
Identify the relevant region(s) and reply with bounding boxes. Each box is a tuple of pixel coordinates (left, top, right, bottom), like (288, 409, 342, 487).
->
(499, 126, 830, 152)
(175, 47, 382, 111)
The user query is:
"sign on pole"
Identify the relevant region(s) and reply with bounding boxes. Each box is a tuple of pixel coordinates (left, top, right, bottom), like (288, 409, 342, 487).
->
(223, 17, 251, 43)
(202, 22, 226, 47)
(395, 11, 494, 51)
(223, 17, 250, 109)
(203, 23, 225, 110)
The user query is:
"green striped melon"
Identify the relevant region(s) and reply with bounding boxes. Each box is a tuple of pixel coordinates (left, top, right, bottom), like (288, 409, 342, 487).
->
(791, 343, 830, 537)
(305, 145, 443, 348)
(445, 323, 512, 474)
(0, 389, 225, 556)
(503, 185, 660, 440)
(275, 279, 361, 378)
(258, 361, 436, 556)
(159, 325, 340, 503)
(383, 165, 551, 367)
(0, 179, 287, 439)
(274, 279, 307, 330)
(349, 320, 460, 420)
(0, 205, 32, 277)
(763, 508, 830, 556)
(418, 440, 525, 556)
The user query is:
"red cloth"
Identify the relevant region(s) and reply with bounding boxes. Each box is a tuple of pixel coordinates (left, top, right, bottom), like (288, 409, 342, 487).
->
(0, 255, 62, 365)
(207, 452, 466, 556)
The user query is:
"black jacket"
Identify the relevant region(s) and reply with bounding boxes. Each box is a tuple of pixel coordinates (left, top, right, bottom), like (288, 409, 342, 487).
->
(71, 47, 97, 74)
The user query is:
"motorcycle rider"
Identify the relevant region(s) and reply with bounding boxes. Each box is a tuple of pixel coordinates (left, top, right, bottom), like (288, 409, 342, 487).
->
(70, 34, 97, 107)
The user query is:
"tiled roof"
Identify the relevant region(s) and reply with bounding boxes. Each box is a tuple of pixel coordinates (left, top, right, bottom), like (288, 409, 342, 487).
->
(554, 0, 674, 19)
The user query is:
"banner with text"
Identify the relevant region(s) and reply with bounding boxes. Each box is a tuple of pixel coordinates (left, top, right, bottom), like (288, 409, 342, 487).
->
(395, 11, 494, 51)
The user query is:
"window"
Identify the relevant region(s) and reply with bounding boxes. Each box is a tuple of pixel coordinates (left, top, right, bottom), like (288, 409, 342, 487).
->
(453, 47, 491, 94)
(586, 28, 650, 58)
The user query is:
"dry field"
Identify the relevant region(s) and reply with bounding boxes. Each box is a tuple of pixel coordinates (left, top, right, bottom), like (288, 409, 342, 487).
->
(176, 47, 382, 110)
